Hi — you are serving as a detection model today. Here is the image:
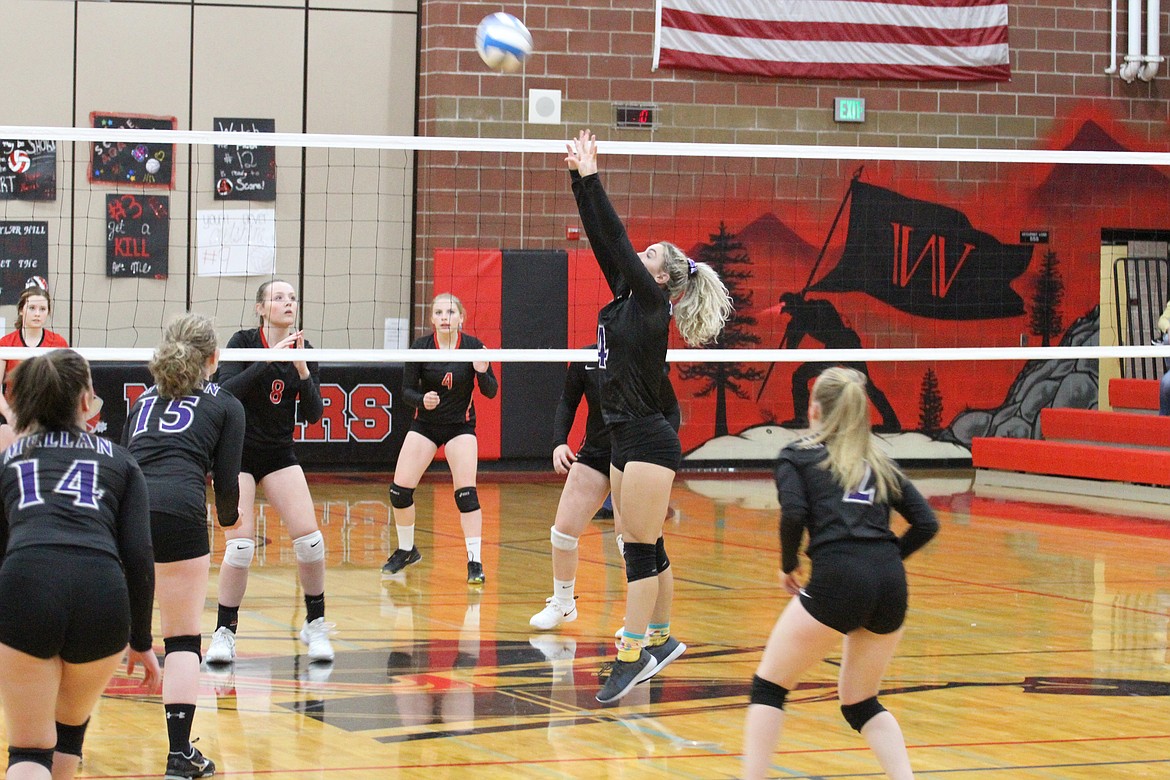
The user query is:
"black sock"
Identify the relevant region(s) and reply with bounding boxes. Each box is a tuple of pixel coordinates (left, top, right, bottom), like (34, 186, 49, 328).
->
(305, 593, 325, 624)
(164, 703, 197, 754)
(216, 604, 239, 633)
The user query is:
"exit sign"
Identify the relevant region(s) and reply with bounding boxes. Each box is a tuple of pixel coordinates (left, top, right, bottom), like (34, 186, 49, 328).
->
(834, 97, 866, 123)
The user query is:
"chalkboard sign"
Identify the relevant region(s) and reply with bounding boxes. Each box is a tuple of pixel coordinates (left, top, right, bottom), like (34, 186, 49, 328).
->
(214, 117, 276, 201)
(90, 113, 176, 188)
(0, 222, 48, 304)
(106, 194, 169, 279)
(0, 140, 56, 201)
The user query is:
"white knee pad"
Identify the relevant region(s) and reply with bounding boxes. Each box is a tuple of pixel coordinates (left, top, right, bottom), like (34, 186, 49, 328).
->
(223, 538, 255, 569)
(293, 530, 326, 563)
(550, 526, 579, 551)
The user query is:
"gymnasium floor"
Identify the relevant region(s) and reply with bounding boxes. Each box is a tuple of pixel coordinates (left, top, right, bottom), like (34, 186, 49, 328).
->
(17, 469, 1170, 778)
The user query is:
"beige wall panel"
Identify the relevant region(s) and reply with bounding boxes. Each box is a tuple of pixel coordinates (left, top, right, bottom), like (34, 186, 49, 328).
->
(6, 1, 75, 125)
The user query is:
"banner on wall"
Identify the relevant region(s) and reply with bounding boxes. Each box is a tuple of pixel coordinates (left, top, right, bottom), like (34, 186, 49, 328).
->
(811, 182, 1032, 320)
(106, 194, 169, 279)
(89, 112, 176, 188)
(91, 362, 413, 470)
(0, 140, 56, 201)
(0, 222, 47, 305)
(213, 118, 277, 201)
(196, 208, 276, 276)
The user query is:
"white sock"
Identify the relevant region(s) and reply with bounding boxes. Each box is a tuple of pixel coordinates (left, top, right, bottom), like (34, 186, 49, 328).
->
(554, 578, 575, 606)
(396, 524, 415, 551)
(615, 533, 625, 556)
(465, 536, 482, 563)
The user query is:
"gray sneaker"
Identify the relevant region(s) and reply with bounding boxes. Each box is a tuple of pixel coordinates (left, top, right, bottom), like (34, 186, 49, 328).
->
(641, 636, 686, 682)
(596, 649, 658, 704)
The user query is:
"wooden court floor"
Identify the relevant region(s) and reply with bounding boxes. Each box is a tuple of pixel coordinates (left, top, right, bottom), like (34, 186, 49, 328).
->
(5, 469, 1170, 779)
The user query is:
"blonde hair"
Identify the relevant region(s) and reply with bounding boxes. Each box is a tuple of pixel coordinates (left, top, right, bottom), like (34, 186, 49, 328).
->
(659, 242, 732, 346)
(807, 367, 902, 504)
(149, 313, 218, 399)
(432, 292, 465, 319)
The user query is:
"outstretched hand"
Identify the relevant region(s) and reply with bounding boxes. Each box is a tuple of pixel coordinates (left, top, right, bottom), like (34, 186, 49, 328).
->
(565, 129, 598, 177)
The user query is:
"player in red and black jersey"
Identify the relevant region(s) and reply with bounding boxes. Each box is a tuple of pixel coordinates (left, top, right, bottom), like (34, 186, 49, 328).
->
(206, 280, 334, 667)
(0, 349, 159, 780)
(567, 130, 732, 703)
(124, 313, 244, 778)
(382, 292, 498, 585)
(0, 283, 69, 429)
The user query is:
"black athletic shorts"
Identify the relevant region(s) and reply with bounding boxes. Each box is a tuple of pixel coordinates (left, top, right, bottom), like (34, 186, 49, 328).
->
(800, 539, 908, 635)
(574, 444, 611, 476)
(410, 419, 476, 448)
(151, 510, 210, 564)
(240, 444, 299, 482)
(609, 414, 681, 472)
(0, 547, 130, 663)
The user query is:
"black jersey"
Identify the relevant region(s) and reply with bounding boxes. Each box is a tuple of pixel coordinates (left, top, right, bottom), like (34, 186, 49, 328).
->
(0, 430, 154, 651)
(402, 332, 498, 426)
(572, 172, 671, 424)
(775, 439, 939, 574)
(552, 346, 680, 451)
(216, 328, 324, 451)
(123, 380, 246, 527)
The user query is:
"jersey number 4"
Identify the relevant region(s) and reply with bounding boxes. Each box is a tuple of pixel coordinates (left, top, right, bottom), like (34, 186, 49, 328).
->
(10, 459, 103, 510)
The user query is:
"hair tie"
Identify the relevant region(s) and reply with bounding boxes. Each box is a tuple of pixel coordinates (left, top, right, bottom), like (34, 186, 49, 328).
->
(687, 258, 698, 277)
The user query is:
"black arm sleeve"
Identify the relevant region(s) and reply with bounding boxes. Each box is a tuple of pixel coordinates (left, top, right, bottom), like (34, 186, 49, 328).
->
(572, 173, 663, 309)
(401, 360, 423, 409)
(659, 371, 681, 432)
(775, 457, 810, 574)
(552, 362, 587, 447)
(475, 360, 499, 399)
(296, 362, 324, 424)
(211, 397, 245, 527)
(218, 360, 267, 400)
(117, 461, 155, 652)
(892, 476, 940, 559)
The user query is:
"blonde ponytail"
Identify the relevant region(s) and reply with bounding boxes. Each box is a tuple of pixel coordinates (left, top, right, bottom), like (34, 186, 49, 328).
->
(659, 242, 732, 346)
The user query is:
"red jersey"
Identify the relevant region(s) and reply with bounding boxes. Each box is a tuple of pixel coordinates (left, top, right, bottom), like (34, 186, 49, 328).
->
(0, 328, 69, 378)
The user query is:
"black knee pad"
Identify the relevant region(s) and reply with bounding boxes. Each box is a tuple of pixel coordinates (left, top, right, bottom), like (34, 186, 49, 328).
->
(454, 486, 480, 513)
(841, 696, 887, 732)
(55, 718, 89, 758)
(8, 747, 54, 772)
(624, 542, 658, 583)
(164, 634, 204, 662)
(655, 536, 670, 573)
(749, 675, 789, 710)
(389, 482, 415, 509)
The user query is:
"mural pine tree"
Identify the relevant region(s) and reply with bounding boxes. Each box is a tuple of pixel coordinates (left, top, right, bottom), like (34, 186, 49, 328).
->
(918, 367, 943, 436)
(1029, 248, 1064, 346)
(678, 222, 765, 437)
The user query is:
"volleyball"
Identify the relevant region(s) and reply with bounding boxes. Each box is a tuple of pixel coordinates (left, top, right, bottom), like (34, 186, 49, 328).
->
(475, 12, 532, 73)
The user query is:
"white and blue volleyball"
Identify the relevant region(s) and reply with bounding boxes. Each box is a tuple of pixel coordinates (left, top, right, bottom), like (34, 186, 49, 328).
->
(475, 13, 532, 73)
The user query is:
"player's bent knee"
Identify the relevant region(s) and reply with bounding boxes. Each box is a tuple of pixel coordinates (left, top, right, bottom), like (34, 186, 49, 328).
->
(8, 747, 54, 772)
(389, 482, 415, 509)
(294, 530, 325, 563)
(655, 536, 670, 573)
(164, 634, 203, 663)
(55, 719, 89, 758)
(550, 526, 578, 551)
(749, 675, 789, 710)
(841, 696, 887, 732)
(222, 538, 255, 569)
(623, 541, 658, 583)
(454, 486, 480, 513)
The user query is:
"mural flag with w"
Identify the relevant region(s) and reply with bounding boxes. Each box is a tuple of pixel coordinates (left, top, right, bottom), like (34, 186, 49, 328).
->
(810, 182, 1032, 320)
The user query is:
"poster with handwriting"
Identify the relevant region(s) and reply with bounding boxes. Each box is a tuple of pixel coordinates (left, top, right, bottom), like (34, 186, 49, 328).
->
(214, 117, 276, 201)
(0, 222, 48, 304)
(89, 112, 176, 188)
(196, 208, 276, 276)
(0, 141, 56, 201)
(106, 194, 169, 278)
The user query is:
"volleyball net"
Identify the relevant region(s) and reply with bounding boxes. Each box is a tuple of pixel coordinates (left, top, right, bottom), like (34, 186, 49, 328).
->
(2, 125, 1169, 460)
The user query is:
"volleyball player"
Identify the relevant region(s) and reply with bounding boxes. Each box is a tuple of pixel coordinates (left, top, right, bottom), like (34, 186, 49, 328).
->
(0, 282, 69, 426)
(0, 349, 160, 780)
(743, 367, 939, 779)
(529, 348, 679, 631)
(206, 280, 334, 665)
(382, 292, 498, 585)
(124, 313, 244, 779)
(565, 129, 732, 703)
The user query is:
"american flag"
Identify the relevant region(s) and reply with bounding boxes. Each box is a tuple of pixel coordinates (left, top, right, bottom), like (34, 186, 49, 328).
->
(654, 0, 1011, 82)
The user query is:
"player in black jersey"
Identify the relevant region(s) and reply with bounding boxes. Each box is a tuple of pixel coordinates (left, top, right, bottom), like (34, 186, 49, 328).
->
(566, 130, 732, 703)
(744, 367, 939, 780)
(124, 313, 244, 779)
(206, 280, 334, 666)
(382, 293, 499, 585)
(0, 349, 160, 780)
(529, 347, 679, 632)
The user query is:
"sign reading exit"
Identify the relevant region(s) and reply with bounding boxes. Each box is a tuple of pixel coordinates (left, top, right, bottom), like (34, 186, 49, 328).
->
(834, 97, 866, 123)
